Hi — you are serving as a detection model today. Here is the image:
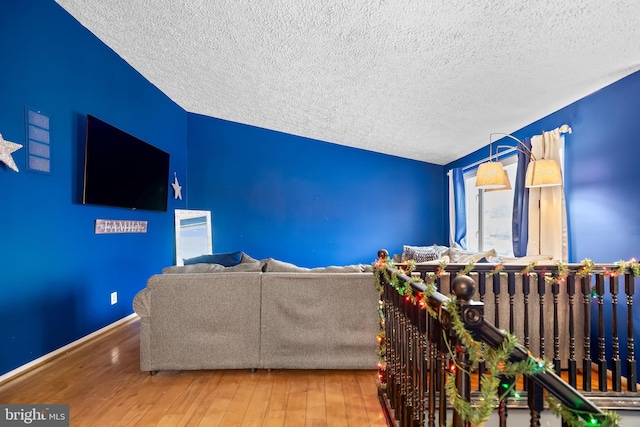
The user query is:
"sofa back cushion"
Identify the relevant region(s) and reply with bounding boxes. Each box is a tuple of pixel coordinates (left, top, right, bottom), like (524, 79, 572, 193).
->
(162, 263, 226, 274)
(264, 258, 366, 273)
(163, 261, 264, 274)
(183, 251, 242, 267)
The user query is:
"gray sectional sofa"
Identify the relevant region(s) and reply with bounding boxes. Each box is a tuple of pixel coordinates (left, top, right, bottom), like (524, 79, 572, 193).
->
(132, 256, 379, 373)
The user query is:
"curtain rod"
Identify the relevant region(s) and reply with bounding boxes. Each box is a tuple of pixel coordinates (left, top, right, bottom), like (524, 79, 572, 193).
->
(458, 124, 571, 173)
(461, 147, 517, 172)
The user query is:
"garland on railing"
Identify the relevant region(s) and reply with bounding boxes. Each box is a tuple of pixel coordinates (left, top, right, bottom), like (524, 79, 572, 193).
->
(372, 256, 632, 427)
(443, 295, 545, 426)
(546, 395, 621, 427)
(613, 258, 640, 277)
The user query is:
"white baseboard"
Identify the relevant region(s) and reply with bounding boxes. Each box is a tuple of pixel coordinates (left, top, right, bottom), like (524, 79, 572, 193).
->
(0, 313, 139, 385)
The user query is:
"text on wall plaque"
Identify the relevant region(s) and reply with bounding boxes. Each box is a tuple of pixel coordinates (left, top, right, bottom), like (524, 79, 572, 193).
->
(95, 219, 148, 234)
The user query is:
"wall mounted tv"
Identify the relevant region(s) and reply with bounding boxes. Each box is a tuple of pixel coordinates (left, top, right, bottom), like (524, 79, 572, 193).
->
(82, 114, 170, 212)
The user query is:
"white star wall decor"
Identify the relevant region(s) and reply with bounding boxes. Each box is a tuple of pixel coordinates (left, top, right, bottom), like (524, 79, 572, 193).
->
(0, 133, 23, 172)
(171, 172, 183, 200)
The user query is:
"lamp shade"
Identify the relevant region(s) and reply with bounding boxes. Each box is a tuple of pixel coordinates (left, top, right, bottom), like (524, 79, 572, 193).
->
(485, 169, 512, 192)
(475, 162, 508, 189)
(525, 159, 562, 188)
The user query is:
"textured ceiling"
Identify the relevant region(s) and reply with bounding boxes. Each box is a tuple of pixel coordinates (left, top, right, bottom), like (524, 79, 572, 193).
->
(55, 0, 640, 165)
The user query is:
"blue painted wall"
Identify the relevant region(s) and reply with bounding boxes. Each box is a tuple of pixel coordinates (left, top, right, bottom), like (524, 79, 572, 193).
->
(186, 114, 446, 267)
(0, 1, 187, 376)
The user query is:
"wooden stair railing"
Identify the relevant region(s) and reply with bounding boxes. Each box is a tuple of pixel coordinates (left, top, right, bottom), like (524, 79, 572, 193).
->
(376, 263, 625, 427)
(407, 262, 639, 397)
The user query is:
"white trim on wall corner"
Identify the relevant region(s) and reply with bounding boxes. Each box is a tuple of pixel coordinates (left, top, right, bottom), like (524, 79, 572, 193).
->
(0, 313, 139, 386)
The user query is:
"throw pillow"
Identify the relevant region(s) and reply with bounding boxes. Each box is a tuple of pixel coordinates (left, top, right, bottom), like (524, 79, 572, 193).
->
(183, 251, 242, 267)
(412, 248, 439, 262)
(414, 255, 450, 265)
(402, 244, 448, 262)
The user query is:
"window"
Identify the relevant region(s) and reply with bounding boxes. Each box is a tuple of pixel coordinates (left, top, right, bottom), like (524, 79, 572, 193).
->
(464, 156, 518, 257)
(455, 133, 565, 258)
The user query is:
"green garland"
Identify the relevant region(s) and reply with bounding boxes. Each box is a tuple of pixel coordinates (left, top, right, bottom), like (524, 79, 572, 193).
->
(546, 396, 621, 427)
(372, 256, 637, 427)
(443, 295, 546, 426)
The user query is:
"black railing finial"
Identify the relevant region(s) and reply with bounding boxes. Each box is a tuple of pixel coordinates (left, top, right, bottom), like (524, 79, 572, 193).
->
(452, 274, 475, 301)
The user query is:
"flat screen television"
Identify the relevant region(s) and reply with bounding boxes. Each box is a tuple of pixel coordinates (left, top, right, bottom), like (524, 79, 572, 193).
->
(82, 114, 170, 212)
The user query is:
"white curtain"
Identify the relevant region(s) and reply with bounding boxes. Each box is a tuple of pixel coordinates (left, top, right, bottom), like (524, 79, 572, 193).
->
(526, 128, 568, 262)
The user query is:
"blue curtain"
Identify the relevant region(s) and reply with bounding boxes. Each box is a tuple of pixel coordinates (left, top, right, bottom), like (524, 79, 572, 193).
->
(452, 167, 467, 249)
(512, 137, 531, 257)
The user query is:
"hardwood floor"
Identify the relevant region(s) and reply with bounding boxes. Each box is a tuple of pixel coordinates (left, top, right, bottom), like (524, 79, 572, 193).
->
(0, 318, 387, 427)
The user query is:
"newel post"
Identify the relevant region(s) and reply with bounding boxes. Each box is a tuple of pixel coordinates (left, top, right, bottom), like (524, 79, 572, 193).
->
(450, 275, 484, 427)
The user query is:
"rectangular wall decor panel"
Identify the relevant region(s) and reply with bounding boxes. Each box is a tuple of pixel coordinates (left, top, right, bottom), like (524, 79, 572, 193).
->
(94, 219, 148, 234)
(25, 107, 51, 174)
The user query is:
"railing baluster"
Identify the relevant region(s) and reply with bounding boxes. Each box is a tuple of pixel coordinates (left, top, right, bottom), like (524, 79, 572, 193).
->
(581, 274, 592, 392)
(508, 271, 516, 334)
(427, 314, 438, 427)
(478, 272, 487, 391)
(596, 273, 607, 392)
(610, 274, 622, 392)
(522, 273, 531, 392)
(418, 302, 427, 426)
(499, 397, 508, 427)
(567, 273, 577, 387)
(387, 284, 395, 420)
(507, 271, 518, 401)
(408, 296, 417, 427)
(527, 376, 544, 427)
(538, 272, 546, 359)
(382, 281, 392, 414)
(401, 295, 412, 426)
(498, 376, 514, 427)
(479, 270, 486, 303)
(494, 272, 501, 328)
(522, 273, 531, 349)
(552, 278, 561, 374)
(412, 298, 422, 427)
(438, 337, 448, 427)
(393, 286, 402, 419)
(626, 272, 637, 391)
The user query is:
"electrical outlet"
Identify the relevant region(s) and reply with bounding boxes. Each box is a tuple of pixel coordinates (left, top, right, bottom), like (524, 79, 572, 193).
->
(110, 292, 118, 305)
